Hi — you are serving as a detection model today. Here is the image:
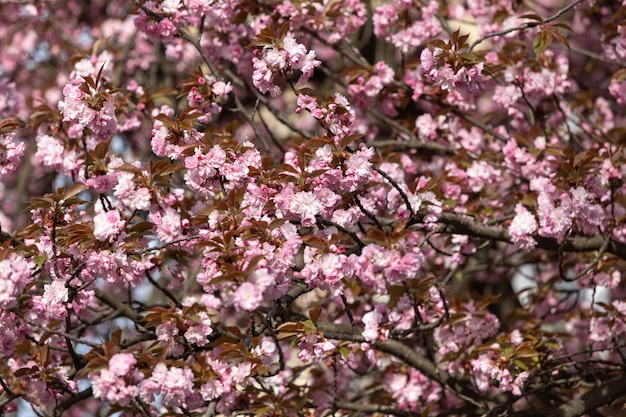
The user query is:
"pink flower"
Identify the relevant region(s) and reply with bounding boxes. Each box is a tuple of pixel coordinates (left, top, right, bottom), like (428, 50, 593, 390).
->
(299, 249, 352, 294)
(385, 251, 424, 283)
(93, 209, 126, 242)
(184, 311, 213, 346)
(0, 311, 27, 357)
(252, 57, 281, 97)
(156, 320, 179, 346)
(373, 4, 398, 38)
(114, 172, 152, 211)
(140, 363, 196, 408)
(233, 282, 262, 311)
(609, 78, 626, 105)
(344, 146, 373, 191)
(108, 353, 137, 376)
(58, 82, 117, 142)
(200, 379, 224, 401)
(34, 134, 80, 174)
(362, 309, 384, 342)
(90, 367, 140, 407)
(0, 132, 24, 176)
(466, 161, 501, 192)
(150, 208, 182, 243)
(415, 114, 439, 140)
(252, 34, 320, 95)
(289, 191, 324, 227)
(0, 254, 33, 309)
(184, 145, 227, 197)
(84, 248, 152, 286)
(41, 280, 68, 314)
(221, 161, 249, 183)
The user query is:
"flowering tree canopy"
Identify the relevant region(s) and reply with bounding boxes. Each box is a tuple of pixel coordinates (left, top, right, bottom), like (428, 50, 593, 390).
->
(2, 0, 626, 416)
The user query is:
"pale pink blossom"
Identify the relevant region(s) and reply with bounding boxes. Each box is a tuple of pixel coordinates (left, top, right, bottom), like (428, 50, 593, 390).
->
(289, 191, 324, 227)
(114, 172, 152, 210)
(609, 78, 626, 105)
(373, 4, 405, 42)
(184, 311, 213, 346)
(233, 282, 263, 311)
(362, 309, 384, 342)
(140, 363, 195, 408)
(200, 379, 224, 401)
(344, 145, 374, 191)
(415, 114, 439, 140)
(252, 35, 320, 96)
(108, 353, 137, 376)
(34, 134, 80, 174)
(93, 209, 126, 242)
(0, 132, 24, 176)
(150, 208, 182, 243)
(0, 254, 33, 309)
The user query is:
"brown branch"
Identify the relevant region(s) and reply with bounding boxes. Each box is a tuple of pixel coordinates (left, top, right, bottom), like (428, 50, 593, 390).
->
(53, 388, 93, 417)
(509, 372, 626, 417)
(334, 400, 412, 417)
(22, 317, 100, 349)
(547, 372, 626, 417)
(145, 270, 182, 309)
(417, 212, 626, 261)
(0, 230, 22, 246)
(417, 95, 509, 143)
(467, 0, 587, 52)
(368, 138, 454, 156)
(94, 288, 143, 323)
(317, 321, 486, 411)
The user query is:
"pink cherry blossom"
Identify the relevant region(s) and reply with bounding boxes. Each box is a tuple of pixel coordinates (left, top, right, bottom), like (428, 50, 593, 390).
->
(233, 282, 263, 311)
(509, 204, 538, 249)
(92, 209, 126, 242)
(0, 254, 33, 310)
(0, 132, 24, 176)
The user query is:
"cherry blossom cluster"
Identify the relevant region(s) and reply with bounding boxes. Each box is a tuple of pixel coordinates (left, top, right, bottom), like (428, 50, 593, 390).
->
(252, 35, 321, 97)
(295, 93, 356, 140)
(58, 73, 117, 144)
(0, 132, 24, 177)
(373, 0, 442, 53)
(272, 0, 367, 46)
(1, 0, 626, 416)
(184, 71, 233, 123)
(420, 44, 485, 98)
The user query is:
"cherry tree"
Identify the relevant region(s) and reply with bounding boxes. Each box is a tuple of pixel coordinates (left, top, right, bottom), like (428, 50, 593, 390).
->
(1, 0, 626, 416)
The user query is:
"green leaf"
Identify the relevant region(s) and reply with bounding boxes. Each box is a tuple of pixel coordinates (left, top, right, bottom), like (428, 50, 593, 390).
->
(339, 346, 350, 358)
(514, 359, 530, 371)
(532, 33, 547, 56)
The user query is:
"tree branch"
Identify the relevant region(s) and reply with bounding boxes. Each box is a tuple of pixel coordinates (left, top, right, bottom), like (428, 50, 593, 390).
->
(415, 212, 626, 261)
(468, 0, 586, 52)
(317, 321, 486, 411)
(509, 372, 626, 417)
(334, 400, 412, 417)
(94, 288, 143, 323)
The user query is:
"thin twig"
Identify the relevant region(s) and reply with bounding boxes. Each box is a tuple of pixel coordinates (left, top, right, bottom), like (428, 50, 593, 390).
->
(373, 166, 413, 216)
(468, 0, 586, 52)
(145, 270, 183, 308)
(316, 216, 366, 249)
